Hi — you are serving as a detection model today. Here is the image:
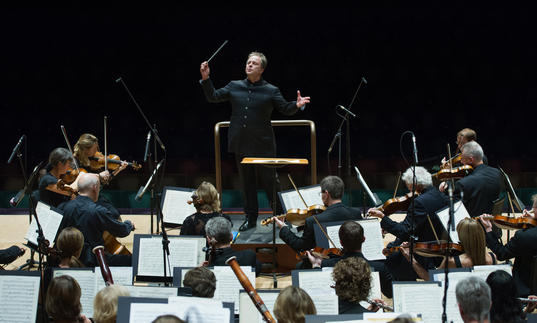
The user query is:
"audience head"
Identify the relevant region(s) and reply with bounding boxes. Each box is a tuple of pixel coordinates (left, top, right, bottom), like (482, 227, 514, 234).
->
(320, 176, 344, 203)
(183, 266, 217, 298)
(339, 221, 364, 252)
(45, 275, 83, 322)
(402, 166, 433, 190)
(273, 286, 316, 323)
(455, 276, 491, 323)
(192, 181, 221, 213)
(332, 257, 371, 303)
(56, 227, 84, 267)
(461, 141, 484, 165)
(93, 285, 130, 323)
(486, 270, 524, 322)
(457, 217, 487, 266)
(152, 315, 185, 323)
(388, 314, 415, 323)
(205, 216, 232, 245)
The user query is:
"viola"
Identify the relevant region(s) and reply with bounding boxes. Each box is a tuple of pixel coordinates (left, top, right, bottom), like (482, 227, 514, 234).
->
(414, 240, 464, 258)
(297, 246, 342, 260)
(59, 166, 88, 185)
(368, 192, 419, 217)
(433, 165, 473, 181)
(261, 204, 326, 226)
(89, 151, 142, 171)
(482, 214, 536, 230)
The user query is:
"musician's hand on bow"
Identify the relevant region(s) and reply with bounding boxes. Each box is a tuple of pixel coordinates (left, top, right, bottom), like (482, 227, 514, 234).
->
(478, 214, 493, 232)
(296, 90, 310, 108)
(305, 250, 323, 268)
(274, 217, 286, 229)
(99, 170, 111, 184)
(439, 181, 448, 193)
(367, 208, 384, 219)
(200, 61, 210, 80)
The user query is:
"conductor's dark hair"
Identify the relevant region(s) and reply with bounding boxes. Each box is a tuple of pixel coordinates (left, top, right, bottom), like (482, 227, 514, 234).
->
(320, 176, 344, 200)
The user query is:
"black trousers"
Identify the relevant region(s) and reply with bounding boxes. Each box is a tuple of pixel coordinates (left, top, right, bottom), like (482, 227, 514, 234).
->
(235, 154, 283, 223)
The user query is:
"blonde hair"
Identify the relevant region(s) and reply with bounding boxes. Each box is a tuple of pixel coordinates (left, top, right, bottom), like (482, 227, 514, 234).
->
(73, 133, 99, 167)
(457, 217, 487, 266)
(194, 181, 220, 213)
(93, 285, 130, 323)
(56, 227, 84, 267)
(273, 286, 316, 323)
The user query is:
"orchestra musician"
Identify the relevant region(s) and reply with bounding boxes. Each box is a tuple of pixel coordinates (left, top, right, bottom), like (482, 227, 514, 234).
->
(38, 147, 79, 207)
(180, 181, 232, 237)
(399, 217, 497, 281)
(200, 51, 310, 231)
(306, 221, 393, 298)
(58, 173, 135, 267)
(367, 166, 448, 281)
(441, 128, 488, 167)
(275, 176, 362, 256)
(479, 194, 537, 297)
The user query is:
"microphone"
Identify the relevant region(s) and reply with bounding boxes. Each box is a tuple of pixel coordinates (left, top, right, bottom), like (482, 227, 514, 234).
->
(115, 77, 122, 83)
(9, 190, 25, 207)
(411, 133, 419, 164)
(143, 131, 151, 162)
(448, 183, 455, 231)
(361, 77, 368, 84)
(7, 135, 25, 164)
(336, 105, 356, 118)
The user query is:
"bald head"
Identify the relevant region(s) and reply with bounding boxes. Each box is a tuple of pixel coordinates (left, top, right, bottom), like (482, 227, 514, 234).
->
(77, 173, 100, 196)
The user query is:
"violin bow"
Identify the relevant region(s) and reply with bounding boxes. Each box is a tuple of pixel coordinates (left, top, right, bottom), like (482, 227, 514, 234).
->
(426, 214, 441, 244)
(287, 174, 309, 208)
(393, 171, 402, 199)
(104, 116, 109, 173)
(447, 143, 456, 189)
(60, 125, 80, 171)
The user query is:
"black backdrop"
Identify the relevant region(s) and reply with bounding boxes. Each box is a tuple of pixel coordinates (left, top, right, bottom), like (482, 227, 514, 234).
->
(2, 7, 536, 178)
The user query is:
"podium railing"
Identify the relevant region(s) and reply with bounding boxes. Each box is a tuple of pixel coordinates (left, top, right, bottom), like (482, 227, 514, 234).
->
(214, 120, 317, 198)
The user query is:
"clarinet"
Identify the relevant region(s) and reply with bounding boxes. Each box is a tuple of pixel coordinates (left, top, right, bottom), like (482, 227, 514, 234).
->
(225, 256, 275, 323)
(93, 246, 114, 285)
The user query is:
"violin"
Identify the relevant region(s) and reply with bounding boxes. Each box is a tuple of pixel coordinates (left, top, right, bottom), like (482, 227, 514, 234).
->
(56, 178, 79, 196)
(297, 246, 342, 260)
(368, 192, 419, 217)
(441, 154, 462, 169)
(433, 165, 473, 181)
(482, 214, 536, 230)
(414, 240, 464, 258)
(89, 151, 141, 171)
(261, 204, 326, 226)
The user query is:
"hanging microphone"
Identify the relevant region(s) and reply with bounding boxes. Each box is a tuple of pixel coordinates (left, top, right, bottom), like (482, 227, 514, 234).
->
(361, 77, 367, 84)
(411, 133, 419, 164)
(143, 131, 151, 162)
(336, 105, 356, 118)
(115, 77, 122, 83)
(7, 135, 26, 164)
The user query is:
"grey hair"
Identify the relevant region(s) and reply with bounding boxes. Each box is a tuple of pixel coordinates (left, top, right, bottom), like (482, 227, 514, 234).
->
(320, 176, 345, 200)
(77, 173, 99, 193)
(205, 217, 232, 244)
(402, 166, 433, 188)
(455, 276, 491, 322)
(461, 141, 484, 162)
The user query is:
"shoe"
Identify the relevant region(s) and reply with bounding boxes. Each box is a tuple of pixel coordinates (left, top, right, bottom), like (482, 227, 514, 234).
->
(239, 220, 257, 231)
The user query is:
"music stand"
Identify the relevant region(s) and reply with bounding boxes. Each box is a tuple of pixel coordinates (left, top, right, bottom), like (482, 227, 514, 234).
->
(241, 157, 308, 287)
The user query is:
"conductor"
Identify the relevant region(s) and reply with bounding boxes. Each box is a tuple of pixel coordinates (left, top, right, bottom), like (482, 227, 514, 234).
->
(200, 51, 310, 231)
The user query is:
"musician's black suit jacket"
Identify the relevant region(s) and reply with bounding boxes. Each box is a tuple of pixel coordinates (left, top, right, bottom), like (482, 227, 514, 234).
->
(279, 202, 363, 252)
(201, 77, 300, 156)
(454, 164, 502, 218)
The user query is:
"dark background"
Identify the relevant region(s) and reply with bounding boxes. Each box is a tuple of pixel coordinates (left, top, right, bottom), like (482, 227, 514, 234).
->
(1, 6, 536, 190)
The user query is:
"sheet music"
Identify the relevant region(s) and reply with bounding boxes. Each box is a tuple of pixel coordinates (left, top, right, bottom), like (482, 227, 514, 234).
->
(299, 269, 335, 294)
(24, 201, 63, 245)
(436, 201, 469, 243)
(325, 219, 385, 260)
(308, 290, 339, 315)
(239, 291, 279, 323)
(0, 275, 40, 323)
(471, 264, 512, 281)
(359, 271, 381, 310)
(129, 303, 184, 323)
(161, 188, 196, 225)
(213, 266, 255, 314)
(169, 296, 230, 323)
(54, 269, 96, 317)
(95, 266, 133, 291)
(393, 283, 442, 323)
(431, 272, 472, 323)
(124, 285, 179, 298)
(138, 237, 200, 276)
(280, 185, 322, 210)
(362, 312, 422, 322)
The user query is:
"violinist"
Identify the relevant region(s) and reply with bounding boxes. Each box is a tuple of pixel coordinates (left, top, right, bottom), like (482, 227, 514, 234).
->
(399, 218, 497, 281)
(180, 181, 232, 236)
(440, 142, 502, 236)
(58, 173, 135, 267)
(306, 221, 393, 298)
(367, 166, 448, 281)
(479, 194, 537, 297)
(441, 128, 488, 168)
(38, 147, 80, 207)
(275, 176, 362, 255)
